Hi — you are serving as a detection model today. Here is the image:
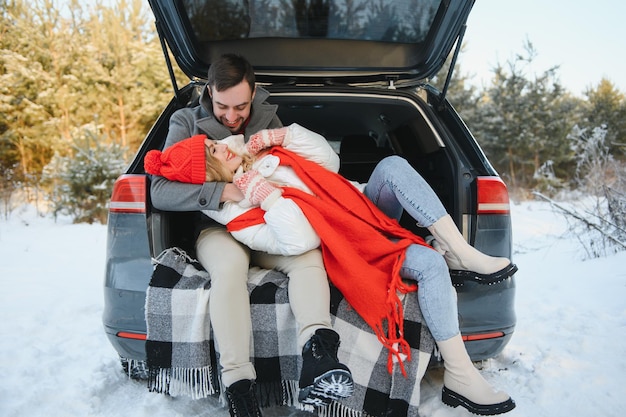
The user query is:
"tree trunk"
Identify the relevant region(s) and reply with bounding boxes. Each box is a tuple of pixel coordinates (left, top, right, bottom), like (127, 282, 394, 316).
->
(508, 147, 516, 188)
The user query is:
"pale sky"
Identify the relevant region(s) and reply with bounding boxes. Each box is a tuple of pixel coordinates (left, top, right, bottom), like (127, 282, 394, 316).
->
(459, 0, 625, 97)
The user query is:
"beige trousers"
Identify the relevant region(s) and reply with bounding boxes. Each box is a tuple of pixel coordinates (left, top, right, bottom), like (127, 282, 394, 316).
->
(196, 227, 332, 387)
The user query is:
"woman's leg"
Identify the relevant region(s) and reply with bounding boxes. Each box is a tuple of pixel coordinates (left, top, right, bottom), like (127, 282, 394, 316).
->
(364, 155, 446, 226)
(400, 244, 459, 342)
(365, 156, 515, 282)
(195, 227, 256, 388)
(428, 214, 515, 280)
(401, 244, 514, 414)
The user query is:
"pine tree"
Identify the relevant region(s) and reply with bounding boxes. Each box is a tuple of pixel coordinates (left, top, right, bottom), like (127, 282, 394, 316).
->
(1, 0, 176, 220)
(581, 79, 626, 159)
(42, 128, 126, 224)
(469, 41, 579, 191)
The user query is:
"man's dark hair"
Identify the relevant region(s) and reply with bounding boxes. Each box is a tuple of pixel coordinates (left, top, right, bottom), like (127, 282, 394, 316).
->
(207, 53, 256, 92)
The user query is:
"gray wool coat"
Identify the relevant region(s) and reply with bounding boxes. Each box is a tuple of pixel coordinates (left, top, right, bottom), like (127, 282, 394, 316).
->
(150, 85, 283, 213)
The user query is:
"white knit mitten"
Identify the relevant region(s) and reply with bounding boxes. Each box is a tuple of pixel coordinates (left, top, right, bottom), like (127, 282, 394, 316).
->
(245, 127, 290, 155)
(234, 169, 283, 210)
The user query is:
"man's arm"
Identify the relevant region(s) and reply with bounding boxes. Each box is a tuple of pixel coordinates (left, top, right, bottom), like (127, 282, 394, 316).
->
(150, 109, 236, 211)
(151, 177, 226, 211)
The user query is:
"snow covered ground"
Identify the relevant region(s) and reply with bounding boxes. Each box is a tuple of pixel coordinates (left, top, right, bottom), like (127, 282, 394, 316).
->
(1, 200, 624, 417)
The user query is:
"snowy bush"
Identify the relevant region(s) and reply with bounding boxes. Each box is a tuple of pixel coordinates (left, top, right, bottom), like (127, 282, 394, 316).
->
(532, 160, 565, 196)
(568, 124, 618, 194)
(42, 130, 127, 224)
(534, 124, 626, 258)
(0, 164, 19, 220)
(605, 186, 626, 242)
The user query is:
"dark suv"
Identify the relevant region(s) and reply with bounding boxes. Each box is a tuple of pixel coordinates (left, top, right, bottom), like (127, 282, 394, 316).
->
(103, 0, 515, 377)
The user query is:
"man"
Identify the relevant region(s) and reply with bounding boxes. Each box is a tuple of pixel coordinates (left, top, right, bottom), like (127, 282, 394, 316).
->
(150, 54, 353, 417)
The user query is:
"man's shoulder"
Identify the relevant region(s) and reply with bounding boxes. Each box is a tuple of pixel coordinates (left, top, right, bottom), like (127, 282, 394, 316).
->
(254, 86, 272, 102)
(171, 103, 207, 120)
(169, 103, 215, 136)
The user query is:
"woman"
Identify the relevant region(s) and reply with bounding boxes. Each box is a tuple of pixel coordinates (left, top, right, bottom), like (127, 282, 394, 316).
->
(145, 123, 517, 415)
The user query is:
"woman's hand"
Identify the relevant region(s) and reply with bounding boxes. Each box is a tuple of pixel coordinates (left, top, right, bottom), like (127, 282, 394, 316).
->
(245, 127, 290, 155)
(233, 169, 283, 210)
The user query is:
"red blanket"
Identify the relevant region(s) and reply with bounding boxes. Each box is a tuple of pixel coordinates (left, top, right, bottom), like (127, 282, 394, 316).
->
(227, 147, 431, 374)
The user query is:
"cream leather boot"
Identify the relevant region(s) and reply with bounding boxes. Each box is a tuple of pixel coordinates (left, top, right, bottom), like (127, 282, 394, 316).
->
(427, 215, 517, 284)
(438, 334, 515, 415)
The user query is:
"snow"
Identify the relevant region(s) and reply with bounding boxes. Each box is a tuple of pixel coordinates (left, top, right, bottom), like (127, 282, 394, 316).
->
(1, 200, 624, 417)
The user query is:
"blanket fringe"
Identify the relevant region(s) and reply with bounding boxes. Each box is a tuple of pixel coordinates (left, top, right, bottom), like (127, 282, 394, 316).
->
(280, 380, 300, 407)
(255, 380, 299, 408)
(148, 366, 217, 400)
(153, 246, 194, 265)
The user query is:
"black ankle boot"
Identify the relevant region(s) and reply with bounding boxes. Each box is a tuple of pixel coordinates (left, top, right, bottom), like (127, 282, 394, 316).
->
(225, 379, 263, 417)
(298, 329, 354, 407)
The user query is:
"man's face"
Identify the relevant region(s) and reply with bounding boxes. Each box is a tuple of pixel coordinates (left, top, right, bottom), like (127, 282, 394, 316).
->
(209, 81, 255, 133)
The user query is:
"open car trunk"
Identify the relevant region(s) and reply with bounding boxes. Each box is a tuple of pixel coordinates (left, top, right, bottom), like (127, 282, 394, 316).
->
(148, 84, 459, 257)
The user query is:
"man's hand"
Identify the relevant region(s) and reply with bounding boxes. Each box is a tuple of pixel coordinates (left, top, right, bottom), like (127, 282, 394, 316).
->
(233, 170, 283, 210)
(221, 183, 245, 203)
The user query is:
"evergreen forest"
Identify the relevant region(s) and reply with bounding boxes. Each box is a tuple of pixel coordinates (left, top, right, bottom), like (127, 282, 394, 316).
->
(2, 0, 625, 224)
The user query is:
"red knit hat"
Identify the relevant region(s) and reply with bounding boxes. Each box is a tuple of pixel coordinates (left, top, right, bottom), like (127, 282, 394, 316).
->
(144, 134, 207, 184)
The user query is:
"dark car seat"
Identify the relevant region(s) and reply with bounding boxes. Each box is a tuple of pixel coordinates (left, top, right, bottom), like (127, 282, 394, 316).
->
(338, 134, 392, 183)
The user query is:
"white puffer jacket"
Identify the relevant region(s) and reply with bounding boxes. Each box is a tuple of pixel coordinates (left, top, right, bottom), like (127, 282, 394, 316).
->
(203, 123, 363, 256)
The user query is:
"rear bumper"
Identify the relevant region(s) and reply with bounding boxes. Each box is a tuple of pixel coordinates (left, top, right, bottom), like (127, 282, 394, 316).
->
(103, 213, 517, 364)
(464, 331, 514, 361)
(103, 281, 516, 363)
(104, 327, 147, 361)
(102, 287, 148, 360)
(103, 211, 153, 360)
(456, 276, 516, 361)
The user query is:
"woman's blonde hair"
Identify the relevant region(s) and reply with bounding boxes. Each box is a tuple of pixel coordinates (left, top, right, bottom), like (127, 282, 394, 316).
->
(204, 146, 254, 182)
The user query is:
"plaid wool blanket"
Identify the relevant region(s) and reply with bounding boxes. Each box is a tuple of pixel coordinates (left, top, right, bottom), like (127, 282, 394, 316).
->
(145, 247, 435, 417)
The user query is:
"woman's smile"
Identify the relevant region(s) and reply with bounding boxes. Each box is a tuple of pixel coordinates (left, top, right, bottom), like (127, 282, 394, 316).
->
(204, 138, 243, 174)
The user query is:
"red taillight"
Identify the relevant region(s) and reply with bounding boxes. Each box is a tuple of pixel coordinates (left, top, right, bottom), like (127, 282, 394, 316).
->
(477, 177, 510, 215)
(109, 174, 146, 213)
(117, 331, 147, 340)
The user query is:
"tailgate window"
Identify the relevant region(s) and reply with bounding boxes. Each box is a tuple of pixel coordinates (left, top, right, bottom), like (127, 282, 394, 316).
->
(181, 0, 441, 43)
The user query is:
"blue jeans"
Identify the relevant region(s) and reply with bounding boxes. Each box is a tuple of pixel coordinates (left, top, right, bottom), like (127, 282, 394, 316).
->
(364, 156, 458, 341)
(363, 155, 446, 227)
